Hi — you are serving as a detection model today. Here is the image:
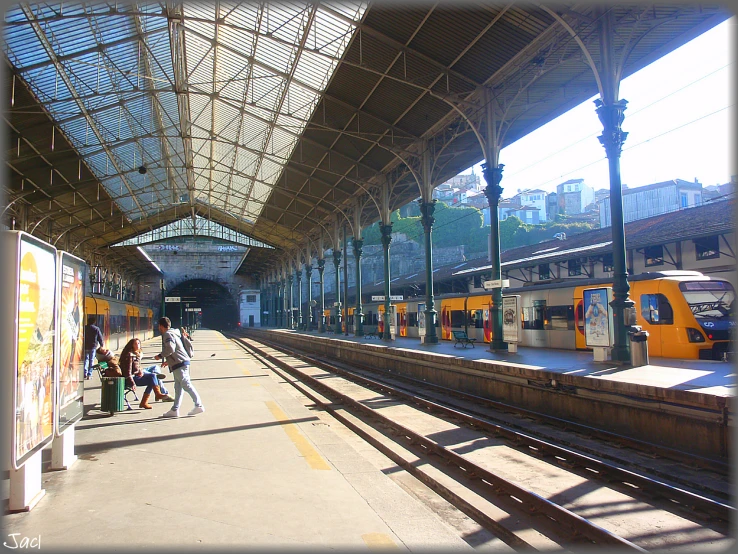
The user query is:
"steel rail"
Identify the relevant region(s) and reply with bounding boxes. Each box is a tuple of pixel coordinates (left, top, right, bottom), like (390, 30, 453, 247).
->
(230, 333, 650, 551)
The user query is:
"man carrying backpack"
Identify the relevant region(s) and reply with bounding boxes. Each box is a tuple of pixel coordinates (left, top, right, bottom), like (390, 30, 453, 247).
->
(154, 317, 204, 418)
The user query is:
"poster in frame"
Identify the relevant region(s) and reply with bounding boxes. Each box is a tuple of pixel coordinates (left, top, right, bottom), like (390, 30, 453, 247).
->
(583, 287, 614, 348)
(55, 251, 86, 434)
(3, 231, 57, 470)
(502, 295, 521, 343)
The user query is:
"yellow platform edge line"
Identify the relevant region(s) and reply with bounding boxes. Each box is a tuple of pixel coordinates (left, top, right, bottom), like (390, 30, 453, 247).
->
(362, 533, 399, 549)
(265, 401, 331, 471)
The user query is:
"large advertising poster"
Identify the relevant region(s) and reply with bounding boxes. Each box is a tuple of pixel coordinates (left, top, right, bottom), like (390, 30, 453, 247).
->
(584, 287, 614, 348)
(502, 295, 520, 343)
(11, 232, 57, 469)
(56, 252, 86, 433)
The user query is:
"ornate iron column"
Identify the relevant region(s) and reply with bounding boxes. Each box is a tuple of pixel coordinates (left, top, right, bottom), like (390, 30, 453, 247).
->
(333, 249, 342, 334)
(343, 227, 349, 336)
(483, 163, 507, 352)
(353, 238, 364, 336)
(380, 223, 393, 341)
(296, 268, 303, 328)
(278, 279, 285, 328)
(305, 264, 313, 329)
(419, 199, 438, 344)
(596, 98, 634, 362)
(287, 273, 294, 329)
(317, 258, 326, 333)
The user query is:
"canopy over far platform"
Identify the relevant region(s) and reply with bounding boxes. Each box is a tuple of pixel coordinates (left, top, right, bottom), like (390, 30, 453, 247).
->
(3, 2, 728, 277)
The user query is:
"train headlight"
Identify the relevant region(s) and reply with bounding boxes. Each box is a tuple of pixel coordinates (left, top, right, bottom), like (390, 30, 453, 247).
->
(687, 328, 706, 343)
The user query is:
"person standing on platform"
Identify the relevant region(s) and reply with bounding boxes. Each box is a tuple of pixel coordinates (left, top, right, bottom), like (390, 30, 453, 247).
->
(83, 315, 104, 380)
(155, 317, 204, 418)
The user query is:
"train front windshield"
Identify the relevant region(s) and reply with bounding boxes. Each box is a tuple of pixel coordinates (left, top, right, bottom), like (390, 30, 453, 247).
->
(678, 281, 734, 323)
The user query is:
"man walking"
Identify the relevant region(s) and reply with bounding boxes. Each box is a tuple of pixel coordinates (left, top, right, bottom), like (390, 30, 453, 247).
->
(83, 315, 104, 380)
(155, 317, 204, 418)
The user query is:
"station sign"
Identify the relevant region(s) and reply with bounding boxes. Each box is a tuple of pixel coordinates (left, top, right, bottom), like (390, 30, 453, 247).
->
(185, 308, 200, 312)
(165, 296, 181, 303)
(483, 279, 509, 290)
(371, 295, 404, 301)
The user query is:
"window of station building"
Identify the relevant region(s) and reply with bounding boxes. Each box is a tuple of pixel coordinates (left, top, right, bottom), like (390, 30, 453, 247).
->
(568, 259, 582, 276)
(680, 192, 689, 208)
(602, 253, 614, 273)
(644, 245, 664, 267)
(640, 293, 674, 325)
(694, 235, 720, 260)
(539, 264, 550, 280)
(473, 275, 482, 288)
(246, 294, 257, 303)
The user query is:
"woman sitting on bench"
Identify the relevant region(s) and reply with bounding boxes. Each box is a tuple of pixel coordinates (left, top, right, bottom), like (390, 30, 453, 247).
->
(119, 339, 174, 409)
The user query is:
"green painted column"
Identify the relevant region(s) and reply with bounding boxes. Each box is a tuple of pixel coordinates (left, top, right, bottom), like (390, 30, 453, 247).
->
(296, 269, 303, 328)
(280, 279, 287, 328)
(305, 265, 313, 329)
(317, 259, 326, 333)
(333, 249, 342, 334)
(596, 98, 634, 363)
(353, 239, 364, 337)
(160, 278, 166, 320)
(287, 274, 294, 329)
(419, 200, 438, 344)
(380, 223, 393, 341)
(482, 163, 507, 352)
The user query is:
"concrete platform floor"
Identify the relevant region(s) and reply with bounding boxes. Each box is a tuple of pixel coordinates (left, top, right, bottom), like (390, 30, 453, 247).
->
(281, 329, 735, 397)
(2, 330, 498, 550)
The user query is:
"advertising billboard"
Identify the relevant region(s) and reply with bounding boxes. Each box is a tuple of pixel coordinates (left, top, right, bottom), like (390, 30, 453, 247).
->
(584, 287, 614, 348)
(56, 251, 86, 433)
(4, 231, 57, 469)
(502, 295, 521, 343)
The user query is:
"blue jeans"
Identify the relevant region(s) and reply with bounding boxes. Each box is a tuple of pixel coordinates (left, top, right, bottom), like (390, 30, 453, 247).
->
(144, 365, 169, 395)
(84, 349, 97, 377)
(171, 366, 202, 411)
(132, 373, 160, 395)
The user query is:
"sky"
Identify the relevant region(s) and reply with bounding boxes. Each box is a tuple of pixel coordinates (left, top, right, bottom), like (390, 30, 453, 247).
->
(461, 17, 734, 197)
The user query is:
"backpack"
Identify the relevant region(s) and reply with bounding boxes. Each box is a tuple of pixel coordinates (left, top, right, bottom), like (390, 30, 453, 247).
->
(181, 334, 195, 358)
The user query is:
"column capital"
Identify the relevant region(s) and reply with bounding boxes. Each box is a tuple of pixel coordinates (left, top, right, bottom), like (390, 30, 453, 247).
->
(595, 98, 628, 157)
(333, 249, 342, 266)
(482, 162, 504, 205)
(380, 223, 393, 248)
(317, 258, 326, 271)
(305, 265, 313, 276)
(353, 238, 363, 257)
(418, 199, 437, 232)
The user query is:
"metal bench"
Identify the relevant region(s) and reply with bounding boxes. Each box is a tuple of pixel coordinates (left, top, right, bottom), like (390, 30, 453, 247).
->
(452, 331, 477, 348)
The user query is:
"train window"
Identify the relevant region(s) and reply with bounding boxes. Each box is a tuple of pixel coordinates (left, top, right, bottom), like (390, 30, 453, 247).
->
(522, 301, 546, 330)
(408, 312, 418, 327)
(539, 264, 550, 280)
(644, 245, 663, 267)
(694, 236, 720, 260)
(547, 305, 573, 330)
(469, 310, 483, 329)
(640, 294, 674, 325)
(450, 310, 465, 328)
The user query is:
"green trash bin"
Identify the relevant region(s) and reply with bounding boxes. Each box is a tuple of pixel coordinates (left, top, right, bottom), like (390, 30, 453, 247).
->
(100, 376, 125, 414)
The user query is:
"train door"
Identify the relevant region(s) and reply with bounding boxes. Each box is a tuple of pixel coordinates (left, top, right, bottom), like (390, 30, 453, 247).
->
(634, 280, 665, 357)
(482, 307, 491, 342)
(573, 293, 587, 350)
(440, 303, 450, 339)
(397, 303, 407, 337)
(466, 295, 488, 343)
(377, 305, 385, 335)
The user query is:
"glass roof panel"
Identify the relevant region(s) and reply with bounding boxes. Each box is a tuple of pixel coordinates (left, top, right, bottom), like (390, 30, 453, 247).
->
(5, 2, 366, 227)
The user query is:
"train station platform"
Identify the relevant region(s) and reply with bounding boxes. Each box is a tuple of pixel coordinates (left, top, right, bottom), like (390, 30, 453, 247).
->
(290, 328, 736, 397)
(246, 328, 733, 462)
(1, 330, 477, 550)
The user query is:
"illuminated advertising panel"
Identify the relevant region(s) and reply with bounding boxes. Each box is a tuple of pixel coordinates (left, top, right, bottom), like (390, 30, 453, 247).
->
(56, 251, 86, 433)
(584, 287, 614, 348)
(502, 295, 521, 343)
(4, 231, 57, 469)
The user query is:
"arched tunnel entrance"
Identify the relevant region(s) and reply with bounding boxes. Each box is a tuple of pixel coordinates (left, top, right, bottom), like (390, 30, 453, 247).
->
(166, 279, 239, 332)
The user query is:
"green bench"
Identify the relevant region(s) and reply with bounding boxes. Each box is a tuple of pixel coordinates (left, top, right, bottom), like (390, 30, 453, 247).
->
(452, 331, 477, 348)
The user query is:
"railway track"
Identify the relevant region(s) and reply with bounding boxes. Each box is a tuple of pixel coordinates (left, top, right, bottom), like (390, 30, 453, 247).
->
(228, 333, 733, 551)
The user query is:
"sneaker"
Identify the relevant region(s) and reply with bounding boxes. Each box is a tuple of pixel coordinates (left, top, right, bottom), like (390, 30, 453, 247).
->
(162, 409, 179, 418)
(188, 406, 205, 416)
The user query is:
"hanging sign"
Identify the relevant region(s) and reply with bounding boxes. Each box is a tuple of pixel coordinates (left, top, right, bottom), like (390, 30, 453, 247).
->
(165, 296, 181, 303)
(483, 279, 510, 290)
(502, 295, 521, 343)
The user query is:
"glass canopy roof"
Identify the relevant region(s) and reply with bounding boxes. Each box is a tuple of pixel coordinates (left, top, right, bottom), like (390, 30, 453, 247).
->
(4, 2, 366, 223)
